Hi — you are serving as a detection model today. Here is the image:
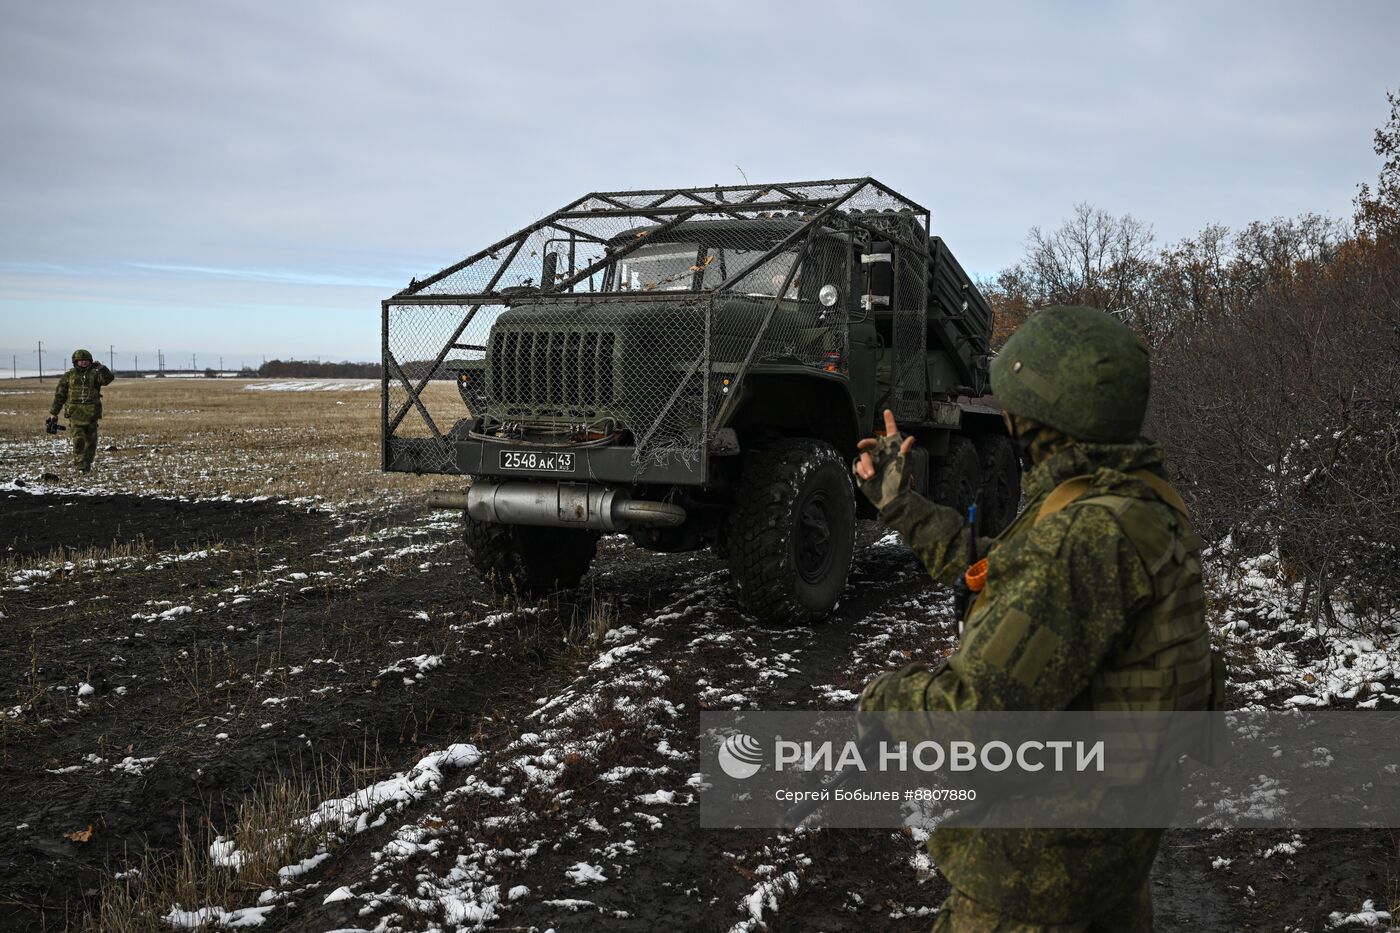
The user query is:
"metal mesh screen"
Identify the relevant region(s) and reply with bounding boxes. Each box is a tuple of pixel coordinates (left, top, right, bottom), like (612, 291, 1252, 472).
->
(383, 179, 931, 475)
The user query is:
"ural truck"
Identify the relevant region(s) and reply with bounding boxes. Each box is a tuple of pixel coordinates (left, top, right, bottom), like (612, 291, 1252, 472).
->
(382, 178, 1018, 623)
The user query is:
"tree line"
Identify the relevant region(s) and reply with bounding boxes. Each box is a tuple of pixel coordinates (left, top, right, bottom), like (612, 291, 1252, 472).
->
(984, 92, 1400, 631)
(257, 359, 380, 378)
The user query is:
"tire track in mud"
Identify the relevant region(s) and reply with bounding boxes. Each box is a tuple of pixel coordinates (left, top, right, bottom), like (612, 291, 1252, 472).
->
(0, 497, 579, 930)
(6, 498, 1352, 932)
(290, 526, 962, 933)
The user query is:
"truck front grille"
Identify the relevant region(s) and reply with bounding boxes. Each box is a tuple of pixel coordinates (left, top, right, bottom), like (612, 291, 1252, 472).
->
(488, 329, 616, 412)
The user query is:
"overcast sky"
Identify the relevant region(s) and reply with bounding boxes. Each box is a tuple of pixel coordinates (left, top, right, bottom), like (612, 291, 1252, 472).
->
(2, 0, 1396, 370)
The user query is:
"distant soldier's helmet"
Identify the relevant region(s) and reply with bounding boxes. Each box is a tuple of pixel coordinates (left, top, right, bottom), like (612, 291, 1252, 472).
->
(990, 305, 1150, 443)
(72, 348, 94, 362)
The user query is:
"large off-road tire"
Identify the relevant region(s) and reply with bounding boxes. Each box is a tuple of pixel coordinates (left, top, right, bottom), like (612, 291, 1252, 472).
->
(929, 435, 981, 519)
(974, 433, 1022, 536)
(724, 439, 855, 624)
(463, 514, 598, 596)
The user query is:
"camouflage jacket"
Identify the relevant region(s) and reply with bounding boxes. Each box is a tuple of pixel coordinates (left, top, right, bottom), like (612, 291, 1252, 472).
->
(50, 365, 114, 422)
(860, 439, 1210, 922)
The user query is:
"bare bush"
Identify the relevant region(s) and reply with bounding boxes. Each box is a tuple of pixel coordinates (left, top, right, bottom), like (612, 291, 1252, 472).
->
(1149, 238, 1400, 627)
(997, 92, 1400, 632)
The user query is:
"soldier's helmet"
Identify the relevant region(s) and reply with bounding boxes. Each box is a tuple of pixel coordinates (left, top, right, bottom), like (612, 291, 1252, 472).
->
(72, 348, 94, 363)
(989, 305, 1149, 443)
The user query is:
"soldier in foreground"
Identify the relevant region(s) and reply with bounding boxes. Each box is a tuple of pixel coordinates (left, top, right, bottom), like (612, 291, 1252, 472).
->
(47, 348, 115, 473)
(854, 306, 1216, 931)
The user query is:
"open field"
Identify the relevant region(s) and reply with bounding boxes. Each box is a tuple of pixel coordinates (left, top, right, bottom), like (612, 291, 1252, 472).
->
(1, 378, 1397, 931)
(0, 377, 461, 506)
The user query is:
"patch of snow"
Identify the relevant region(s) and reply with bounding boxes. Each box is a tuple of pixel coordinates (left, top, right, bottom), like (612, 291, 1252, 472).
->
(165, 904, 276, 928)
(565, 862, 607, 884)
(111, 756, 158, 776)
(1327, 899, 1393, 929)
(244, 380, 376, 392)
(730, 871, 800, 933)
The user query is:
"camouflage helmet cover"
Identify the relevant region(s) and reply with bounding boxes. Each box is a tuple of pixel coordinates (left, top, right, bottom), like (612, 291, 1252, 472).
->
(989, 305, 1149, 443)
(72, 348, 94, 362)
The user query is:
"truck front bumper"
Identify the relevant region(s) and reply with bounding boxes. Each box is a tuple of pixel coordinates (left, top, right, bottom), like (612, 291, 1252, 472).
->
(385, 436, 707, 486)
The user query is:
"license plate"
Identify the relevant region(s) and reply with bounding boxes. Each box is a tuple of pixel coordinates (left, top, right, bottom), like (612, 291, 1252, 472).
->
(498, 449, 577, 473)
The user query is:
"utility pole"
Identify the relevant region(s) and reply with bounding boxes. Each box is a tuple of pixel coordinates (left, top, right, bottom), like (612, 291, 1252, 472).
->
(192, 353, 197, 371)
(219, 356, 223, 373)
(109, 344, 114, 369)
(11, 355, 15, 380)
(135, 353, 140, 374)
(37, 341, 43, 381)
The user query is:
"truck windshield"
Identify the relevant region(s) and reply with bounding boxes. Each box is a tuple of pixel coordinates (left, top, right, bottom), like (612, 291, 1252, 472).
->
(613, 243, 800, 298)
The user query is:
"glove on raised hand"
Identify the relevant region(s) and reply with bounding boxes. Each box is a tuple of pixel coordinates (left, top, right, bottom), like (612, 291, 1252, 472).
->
(853, 432, 912, 511)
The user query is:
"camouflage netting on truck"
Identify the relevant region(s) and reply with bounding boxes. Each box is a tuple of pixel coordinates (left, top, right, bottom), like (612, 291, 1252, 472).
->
(383, 179, 931, 473)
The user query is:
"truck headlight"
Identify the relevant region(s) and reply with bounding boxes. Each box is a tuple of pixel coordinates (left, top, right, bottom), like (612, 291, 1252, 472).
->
(819, 284, 840, 308)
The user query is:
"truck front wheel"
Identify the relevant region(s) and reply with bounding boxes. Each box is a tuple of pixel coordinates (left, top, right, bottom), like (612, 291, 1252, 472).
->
(724, 439, 855, 624)
(463, 514, 599, 596)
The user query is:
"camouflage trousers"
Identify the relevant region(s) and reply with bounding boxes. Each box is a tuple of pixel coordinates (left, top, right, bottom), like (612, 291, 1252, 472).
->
(70, 421, 99, 471)
(930, 882, 1152, 933)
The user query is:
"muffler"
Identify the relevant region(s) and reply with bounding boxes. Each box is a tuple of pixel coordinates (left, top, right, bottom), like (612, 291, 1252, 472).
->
(435, 481, 685, 531)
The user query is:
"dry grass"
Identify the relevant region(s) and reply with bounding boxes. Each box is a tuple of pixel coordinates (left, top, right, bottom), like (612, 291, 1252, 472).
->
(1, 537, 185, 576)
(0, 377, 463, 505)
(569, 594, 619, 648)
(80, 747, 386, 932)
(1, 635, 47, 740)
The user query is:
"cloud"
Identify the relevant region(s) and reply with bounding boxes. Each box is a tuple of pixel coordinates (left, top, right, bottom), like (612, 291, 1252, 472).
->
(2, 0, 1396, 354)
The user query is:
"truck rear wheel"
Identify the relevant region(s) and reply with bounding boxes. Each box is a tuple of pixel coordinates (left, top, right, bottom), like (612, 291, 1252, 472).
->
(724, 439, 855, 624)
(463, 514, 598, 595)
(929, 435, 981, 517)
(974, 434, 1022, 535)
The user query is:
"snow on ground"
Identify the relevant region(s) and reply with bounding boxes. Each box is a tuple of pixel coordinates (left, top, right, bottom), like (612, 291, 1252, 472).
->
(207, 743, 481, 877)
(1212, 551, 1400, 709)
(1326, 900, 1395, 930)
(162, 540, 960, 930)
(244, 380, 377, 392)
(9, 453, 1395, 932)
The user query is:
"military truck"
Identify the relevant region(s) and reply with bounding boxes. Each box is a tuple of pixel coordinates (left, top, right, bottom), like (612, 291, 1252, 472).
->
(382, 179, 1018, 622)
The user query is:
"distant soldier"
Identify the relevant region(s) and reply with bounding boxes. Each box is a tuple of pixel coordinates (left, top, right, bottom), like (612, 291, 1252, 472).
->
(47, 348, 115, 473)
(854, 306, 1219, 931)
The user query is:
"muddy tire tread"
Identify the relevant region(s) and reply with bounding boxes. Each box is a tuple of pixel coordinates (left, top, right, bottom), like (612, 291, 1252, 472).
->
(724, 438, 854, 624)
(463, 514, 598, 595)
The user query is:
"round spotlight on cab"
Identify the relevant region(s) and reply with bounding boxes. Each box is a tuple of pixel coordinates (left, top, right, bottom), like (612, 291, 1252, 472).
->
(818, 284, 840, 308)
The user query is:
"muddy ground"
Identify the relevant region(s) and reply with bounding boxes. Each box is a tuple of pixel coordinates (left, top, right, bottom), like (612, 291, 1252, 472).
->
(2, 488, 1396, 932)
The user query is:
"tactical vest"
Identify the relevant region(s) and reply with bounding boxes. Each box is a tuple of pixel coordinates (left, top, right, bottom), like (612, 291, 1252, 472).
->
(66, 368, 105, 407)
(968, 469, 1223, 714)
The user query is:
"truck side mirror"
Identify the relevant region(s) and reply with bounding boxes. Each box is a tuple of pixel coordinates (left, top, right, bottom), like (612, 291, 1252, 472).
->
(861, 241, 893, 312)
